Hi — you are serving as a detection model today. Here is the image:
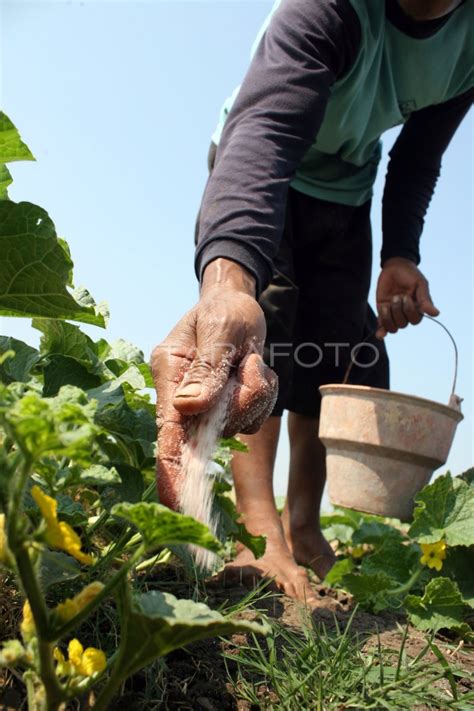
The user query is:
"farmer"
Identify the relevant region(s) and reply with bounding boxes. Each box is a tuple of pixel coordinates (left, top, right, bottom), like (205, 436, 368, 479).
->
(152, 0, 473, 603)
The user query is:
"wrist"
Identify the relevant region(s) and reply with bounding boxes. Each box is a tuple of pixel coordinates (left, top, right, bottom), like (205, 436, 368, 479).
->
(382, 256, 418, 269)
(201, 258, 257, 298)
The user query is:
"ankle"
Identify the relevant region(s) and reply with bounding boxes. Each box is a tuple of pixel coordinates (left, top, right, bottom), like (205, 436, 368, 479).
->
(281, 510, 323, 537)
(238, 512, 284, 538)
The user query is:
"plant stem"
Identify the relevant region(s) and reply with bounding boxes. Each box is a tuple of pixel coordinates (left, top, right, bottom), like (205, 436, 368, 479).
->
(6, 453, 50, 637)
(87, 508, 110, 536)
(50, 546, 144, 641)
(387, 567, 424, 597)
(14, 544, 50, 636)
(37, 638, 65, 711)
(92, 580, 131, 711)
(94, 527, 135, 574)
(7, 450, 32, 530)
(13, 545, 65, 708)
(92, 655, 126, 711)
(24, 671, 37, 711)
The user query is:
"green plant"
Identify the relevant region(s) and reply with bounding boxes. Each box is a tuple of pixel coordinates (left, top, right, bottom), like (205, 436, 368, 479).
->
(0, 113, 268, 710)
(320, 471, 474, 636)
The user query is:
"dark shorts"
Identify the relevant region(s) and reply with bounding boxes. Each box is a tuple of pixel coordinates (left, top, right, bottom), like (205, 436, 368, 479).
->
(197, 143, 390, 418)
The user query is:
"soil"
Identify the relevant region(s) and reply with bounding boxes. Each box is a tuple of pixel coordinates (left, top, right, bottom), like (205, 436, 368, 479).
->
(1, 568, 473, 711)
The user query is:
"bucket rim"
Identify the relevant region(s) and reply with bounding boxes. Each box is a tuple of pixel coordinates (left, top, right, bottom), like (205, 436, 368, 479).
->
(319, 384, 464, 422)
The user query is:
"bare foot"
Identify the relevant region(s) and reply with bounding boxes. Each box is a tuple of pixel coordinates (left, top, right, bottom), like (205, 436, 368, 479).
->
(282, 519, 336, 581)
(223, 527, 319, 605)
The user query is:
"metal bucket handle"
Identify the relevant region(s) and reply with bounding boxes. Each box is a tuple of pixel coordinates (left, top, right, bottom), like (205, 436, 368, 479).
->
(343, 315, 459, 396)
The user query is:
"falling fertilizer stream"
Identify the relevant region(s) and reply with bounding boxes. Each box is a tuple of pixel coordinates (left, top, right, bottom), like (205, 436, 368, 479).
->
(178, 376, 237, 570)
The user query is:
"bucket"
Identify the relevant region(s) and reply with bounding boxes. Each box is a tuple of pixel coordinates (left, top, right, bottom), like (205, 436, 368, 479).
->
(318, 318, 464, 521)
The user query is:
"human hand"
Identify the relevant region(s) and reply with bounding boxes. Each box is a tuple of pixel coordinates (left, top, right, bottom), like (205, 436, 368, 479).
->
(151, 259, 278, 508)
(376, 257, 440, 339)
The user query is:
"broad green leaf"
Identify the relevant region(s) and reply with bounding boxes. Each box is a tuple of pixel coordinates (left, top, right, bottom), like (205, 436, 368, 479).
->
(409, 473, 474, 546)
(122, 382, 155, 416)
(57, 239, 73, 286)
(341, 572, 394, 613)
(441, 547, 474, 608)
(138, 363, 154, 388)
(332, 507, 399, 527)
(0, 113, 35, 163)
(0, 201, 104, 325)
(213, 437, 248, 470)
(320, 512, 359, 531)
(55, 463, 121, 489)
(323, 558, 354, 586)
(323, 524, 353, 545)
(361, 540, 419, 585)
(42, 354, 102, 396)
(0, 350, 14, 365)
(405, 578, 467, 632)
(56, 495, 88, 526)
(104, 339, 146, 366)
(101, 464, 144, 508)
(219, 437, 249, 452)
(80, 464, 121, 486)
(39, 550, 81, 589)
(115, 589, 268, 678)
(352, 521, 405, 546)
(33, 319, 100, 370)
(0, 336, 40, 384)
(114, 365, 146, 391)
(72, 286, 109, 325)
(95, 399, 156, 464)
(87, 380, 125, 408)
(0, 165, 12, 200)
(32, 321, 148, 389)
(112, 501, 222, 554)
(214, 491, 266, 559)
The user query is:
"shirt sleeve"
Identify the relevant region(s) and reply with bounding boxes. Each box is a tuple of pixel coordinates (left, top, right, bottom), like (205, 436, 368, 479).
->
(381, 88, 474, 266)
(195, 0, 361, 295)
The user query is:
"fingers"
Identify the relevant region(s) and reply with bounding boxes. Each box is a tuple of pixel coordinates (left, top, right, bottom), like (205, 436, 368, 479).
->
(401, 294, 423, 325)
(377, 297, 412, 337)
(155, 421, 186, 509)
(415, 280, 440, 317)
(173, 311, 247, 416)
(377, 301, 398, 336)
(173, 351, 234, 416)
(377, 290, 437, 339)
(224, 354, 278, 436)
(151, 317, 196, 510)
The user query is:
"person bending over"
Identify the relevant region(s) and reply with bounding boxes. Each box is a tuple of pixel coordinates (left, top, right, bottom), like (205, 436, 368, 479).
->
(152, 0, 473, 604)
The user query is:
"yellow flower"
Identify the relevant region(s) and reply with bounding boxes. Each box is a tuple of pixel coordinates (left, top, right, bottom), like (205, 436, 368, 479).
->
(54, 582, 105, 622)
(31, 486, 94, 565)
(351, 545, 366, 559)
(53, 647, 72, 677)
(0, 514, 13, 567)
(54, 639, 106, 677)
(20, 601, 36, 641)
(420, 541, 447, 572)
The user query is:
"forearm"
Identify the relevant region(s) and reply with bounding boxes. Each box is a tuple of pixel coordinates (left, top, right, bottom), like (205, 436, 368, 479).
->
(381, 162, 439, 265)
(381, 88, 473, 266)
(195, 0, 361, 295)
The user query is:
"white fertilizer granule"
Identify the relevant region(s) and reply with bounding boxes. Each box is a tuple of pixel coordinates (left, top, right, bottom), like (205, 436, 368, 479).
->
(178, 376, 236, 570)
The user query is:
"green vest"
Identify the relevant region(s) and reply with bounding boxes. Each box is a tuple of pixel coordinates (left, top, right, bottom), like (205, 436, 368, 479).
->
(213, 0, 473, 206)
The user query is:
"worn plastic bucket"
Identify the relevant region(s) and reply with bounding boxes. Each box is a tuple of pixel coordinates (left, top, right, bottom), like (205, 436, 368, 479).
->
(318, 319, 464, 521)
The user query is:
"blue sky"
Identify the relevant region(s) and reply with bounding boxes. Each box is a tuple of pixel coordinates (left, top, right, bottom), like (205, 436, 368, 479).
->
(1, 0, 472, 498)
